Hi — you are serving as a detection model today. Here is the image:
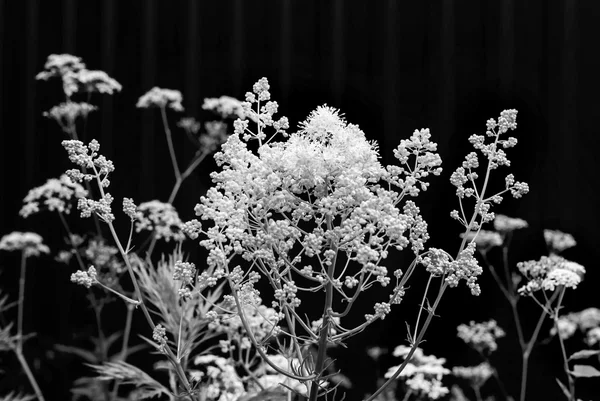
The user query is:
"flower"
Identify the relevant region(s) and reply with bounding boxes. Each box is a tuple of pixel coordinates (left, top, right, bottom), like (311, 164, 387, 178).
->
(70, 266, 97, 288)
(457, 320, 505, 354)
(0, 232, 50, 257)
(586, 327, 600, 346)
(135, 201, 185, 242)
(64, 69, 122, 96)
(452, 363, 493, 388)
(193, 355, 246, 401)
(35, 54, 86, 81)
(493, 214, 528, 233)
(20, 174, 87, 218)
(550, 316, 578, 340)
(517, 255, 585, 295)
(460, 230, 503, 250)
(136, 87, 184, 111)
(544, 229, 576, 253)
(385, 346, 450, 400)
(43, 102, 97, 130)
(202, 96, 245, 119)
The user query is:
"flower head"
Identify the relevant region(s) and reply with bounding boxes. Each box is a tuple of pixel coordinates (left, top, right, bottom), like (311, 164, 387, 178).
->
(460, 230, 503, 251)
(517, 255, 585, 295)
(20, 174, 87, 218)
(202, 96, 245, 119)
(544, 229, 577, 253)
(0, 232, 50, 257)
(135, 201, 185, 242)
(70, 266, 97, 288)
(137, 87, 184, 111)
(36, 54, 85, 81)
(43, 102, 97, 131)
(457, 320, 505, 354)
(493, 214, 528, 233)
(452, 363, 493, 388)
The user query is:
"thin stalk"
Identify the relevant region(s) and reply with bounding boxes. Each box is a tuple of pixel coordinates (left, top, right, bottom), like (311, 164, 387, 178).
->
(111, 303, 135, 400)
(14, 348, 45, 401)
(17, 252, 26, 351)
(553, 288, 575, 400)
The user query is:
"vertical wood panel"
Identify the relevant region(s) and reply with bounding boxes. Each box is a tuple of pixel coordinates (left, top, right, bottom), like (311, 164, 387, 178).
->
(332, 0, 344, 105)
(62, 0, 76, 53)
(140, 0, 157, 198)
(499, 0, 515, 92)
(279, 0, 291, 104)
(100, 0, 116, 151)
(382, 0, 398, 159)
(440, 0, 455, 151)
(232, 0, 244, 95)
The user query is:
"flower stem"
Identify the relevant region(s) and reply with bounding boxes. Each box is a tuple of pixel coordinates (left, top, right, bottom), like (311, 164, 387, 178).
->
(17, 251, 26, 352)
(14, 348, 45, 401)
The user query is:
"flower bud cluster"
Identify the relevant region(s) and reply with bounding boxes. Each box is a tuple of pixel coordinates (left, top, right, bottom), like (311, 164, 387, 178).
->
(70, 266, 98, 288)
(443, 244, 483, 296)
(174, 261, 197, 300)
(152, 324, 168, 354)
(20, 174, 87, 218)
(457, 320, 505, 354)
(135, 201, 185, 242)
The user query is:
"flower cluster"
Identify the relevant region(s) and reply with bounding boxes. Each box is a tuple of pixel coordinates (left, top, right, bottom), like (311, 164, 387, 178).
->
(457, 320, 505, 354)
(544, 229, 577, 253)
(152, 324, 168, 354)
(192, 355, 246, 401)
(493, 214, 528, 233)
(19, 174, 87, 218)
(421, 245, 483, 295)
(252, 354, 307, 395)
(173, 261, 196, 299)
(83, 239, 125, 286)
(551, 308, 600, 346)
(203, 96, 245, 119)
(70, 266, 98, 288)
(135, 201, 185, 242)
(136, 87, 184, 111)
(460, 230, 503, 252)
(36, 54, 121, 98)
(0, 232, 50, 257)
(452, 362, 494, 388)
(385, 346, 450, 400)
(517, 255, 585, 295)
(43, 102, 97, 132)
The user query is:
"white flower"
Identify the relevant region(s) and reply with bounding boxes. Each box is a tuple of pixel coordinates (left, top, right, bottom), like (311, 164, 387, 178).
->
(493, 214, 528, 232)
(518, 255, 585, 295)
(586, 327, 600, 346)
(203, 96, 245, 119)
(544, 229, 576, 253)
(135, 201, 185, 242)
(137, 87, 184, 111)
(0, 232, 50, 257)
(460, 230, 503, 249)
(20, 174, 88, 218)
(550, 316, 578, 340)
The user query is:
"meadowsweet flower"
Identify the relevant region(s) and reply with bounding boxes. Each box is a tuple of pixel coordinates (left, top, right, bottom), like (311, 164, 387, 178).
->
(135, 201, 185, 242)
(385, 346, 450, 400)
(0, 232, 50, 257)
(443, 243, 483, 296)
(78, 194, 115, 223)
(460, 230, 503, 250)
(43, 102, 97, 130)
(35, 54, 85, 81)
(457, 320, 505, 354)
(152, 324, 168, 353)
(517, 255, 585, 295)
(202, 96, 245, 119)
(452, 363, 493, 388)
(62, 139, 115, 179)
(20, 174, 87, 218)
(493, 214, 528, 233)
(136, 87, 184, 111)
(70, 266, 97, 288)
(544, 229, 577, 253)
(122, 197, 140, 220)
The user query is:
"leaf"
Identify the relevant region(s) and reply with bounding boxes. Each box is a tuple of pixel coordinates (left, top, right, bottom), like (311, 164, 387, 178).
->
(88, 361, 171, 399)
(570, 364, 600, 378)
(569, 349, 600, 360)
(555, 378, 570, 399)
(54, 344, 100, 364)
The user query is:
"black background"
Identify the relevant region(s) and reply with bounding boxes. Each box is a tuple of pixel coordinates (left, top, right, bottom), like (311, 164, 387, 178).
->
(0, 1, 599, 400)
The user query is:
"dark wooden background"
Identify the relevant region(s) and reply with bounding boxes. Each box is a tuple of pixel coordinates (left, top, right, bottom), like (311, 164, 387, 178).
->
(0, 1, 599, 400)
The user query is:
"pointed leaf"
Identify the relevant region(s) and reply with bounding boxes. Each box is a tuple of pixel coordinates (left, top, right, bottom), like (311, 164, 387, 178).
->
(570, 364, 600, 378)
(569, 350, 600, 360)
(54, 344, 100, 364)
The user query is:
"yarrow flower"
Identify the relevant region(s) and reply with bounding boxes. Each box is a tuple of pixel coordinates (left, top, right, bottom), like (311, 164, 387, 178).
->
(551, 308, 600, 344)
(135, 201, 185, 242)
(517, 255, 585, 295)
(35, 54, 85, 81)
(0, 232, 50, 257)
(136, 87, 184, 111)
(452, 363, 494, 388)
(544, 229, 577, 253)
(20, 174, 87, 218)
(385, 346, 450, 400)
(43, 102, 97, 132)
(493, 214, 528, 233)
(457, 320, 505, 354)
(202, 96, 245, 119)
(460, 230, 503, 251)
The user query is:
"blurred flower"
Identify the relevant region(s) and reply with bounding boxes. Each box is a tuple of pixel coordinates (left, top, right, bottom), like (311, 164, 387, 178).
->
(0, 232, 50, 257)
(20, 174, 88, 218)
(457, 320, 505, 354)
(135, 201, 185, 242)
(517, 255, 585, 295)
(177, 117, 201, 135)
(43, 102, 97, 131)
(35, 54, 85, 81)
(64, 69, 122, 96)
(385, 346, 450, 400)
(200, 121, 229, 152)
(460, 230, 503, 250)
(192, 355, 246, 401)
(544, 229, 576, 253)
(493, 214, 528, 233)
(586, 327, 600, 346)
(452, 362, 493, 388)
(70, 266, 97, 288)
(550, 316, 578, 340)
(202, 96, 245, 119)
(136, 87, 184, 111)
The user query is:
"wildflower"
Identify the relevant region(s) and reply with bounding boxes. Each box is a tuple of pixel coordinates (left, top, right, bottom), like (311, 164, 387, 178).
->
(35, 54, 85, 81)
(457, 320, 505, 354)
(550, 316, 578, 340)
(0, 232, 50, 257)
(586, 327, 600, 346)
(70, 266, 97, 288)
(460, 230, 503, 251)
(152, 324, 168, 353)
(64, 69, 122, 96)
(452, 363, 494, 388)
(443, 243, 483, 296)
(62, 139, 115, 178)
(493, 214, 528, 233)
(544, 229, 577, 253)
(193, 355, 246, 400)
(517, 255, 585, 295)
(20, 174, 87, 218)
(177, 117, 201, 135)
(122, 198, 140, 221)
(385, 346, 450, 400)
(202, 96, 245, 119)
(253, 354, 307, 395)
(43, 102, 97, 130)
(200, 121, 229, 152)
(135, 201, 185, 242)
(572, 308, 600, 331)
(78, 194, 115, 223)
(174, 261, 196, 299)
(136, 87, 184, 111)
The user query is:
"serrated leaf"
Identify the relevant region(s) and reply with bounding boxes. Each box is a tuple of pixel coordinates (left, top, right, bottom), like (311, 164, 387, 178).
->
(569, 350, 600, 360)
(570, 364, 600, 378)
